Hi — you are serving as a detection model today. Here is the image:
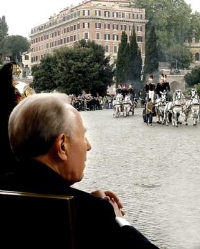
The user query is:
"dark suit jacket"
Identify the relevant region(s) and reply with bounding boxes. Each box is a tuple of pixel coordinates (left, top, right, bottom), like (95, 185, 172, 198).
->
(1, 159, 159, 249)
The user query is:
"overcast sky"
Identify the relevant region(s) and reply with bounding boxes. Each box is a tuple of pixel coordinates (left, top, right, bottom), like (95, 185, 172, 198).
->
(0, 0, 199, 38)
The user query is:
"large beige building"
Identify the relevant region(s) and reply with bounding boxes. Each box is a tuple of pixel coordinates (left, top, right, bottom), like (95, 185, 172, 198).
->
(30, 0, 147, 66)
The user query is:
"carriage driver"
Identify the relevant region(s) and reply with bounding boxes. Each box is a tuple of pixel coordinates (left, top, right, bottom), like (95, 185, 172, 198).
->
(145, 74, 156, 103)
(128, 84, 135, 102)
(163, 74, 170, 101)
(116, 83, 122, 94)
(155, 74, 165, 99)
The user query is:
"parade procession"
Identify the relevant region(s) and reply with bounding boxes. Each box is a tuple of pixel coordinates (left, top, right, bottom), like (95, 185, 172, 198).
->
(112, 84, 136, 117)
(112, 73, 200, 127)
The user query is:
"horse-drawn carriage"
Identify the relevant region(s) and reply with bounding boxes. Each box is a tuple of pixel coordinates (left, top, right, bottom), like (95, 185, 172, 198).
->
(142, 88, 200, 127)
(112, 93, 135, 117)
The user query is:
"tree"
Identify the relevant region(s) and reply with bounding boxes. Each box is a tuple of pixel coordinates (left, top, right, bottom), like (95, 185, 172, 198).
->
(143, 25, 159, 82)
(0, 16, 8, 43)
(184, 66, 200, 87)
(126, 26, 143, 90)
(30, 55, 58, 93)
(115, 31, 128, 85)
(0, 16, 9, 63)
(165, 43, 192, 70)
(130, 0, 196, 63)
(31, 40, 114, 96)
(1, 35, 30, 63)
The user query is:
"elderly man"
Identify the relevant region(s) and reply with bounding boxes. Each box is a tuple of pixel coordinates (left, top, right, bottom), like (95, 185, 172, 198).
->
(4, 93, 159, 249)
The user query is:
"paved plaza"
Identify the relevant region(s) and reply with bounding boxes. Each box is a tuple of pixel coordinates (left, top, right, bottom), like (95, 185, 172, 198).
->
(75, 107, 200, 249)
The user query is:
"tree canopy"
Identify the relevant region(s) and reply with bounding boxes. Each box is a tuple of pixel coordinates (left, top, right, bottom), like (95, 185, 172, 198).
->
(130, 0, 196, 67)
(31, 40, 114, 96)
(0, 16, 30, 64)
(115, 27, 143, 91)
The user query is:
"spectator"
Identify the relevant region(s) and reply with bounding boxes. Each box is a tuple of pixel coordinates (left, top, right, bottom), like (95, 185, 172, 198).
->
(146, 98, 154, 126)
(4, 92, 159, 249)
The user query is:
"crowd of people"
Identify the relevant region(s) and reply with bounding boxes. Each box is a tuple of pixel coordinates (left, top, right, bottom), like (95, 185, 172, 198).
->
(69, 94, 114, 111)
(0, 61, 160, 248)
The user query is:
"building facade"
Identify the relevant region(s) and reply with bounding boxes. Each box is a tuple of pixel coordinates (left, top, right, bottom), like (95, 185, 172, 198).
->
(29, 0, 147, 66)
(185, 37, 200, 68)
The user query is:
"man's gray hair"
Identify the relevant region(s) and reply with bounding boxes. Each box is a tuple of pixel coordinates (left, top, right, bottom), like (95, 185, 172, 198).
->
(8, 92, 76, 160)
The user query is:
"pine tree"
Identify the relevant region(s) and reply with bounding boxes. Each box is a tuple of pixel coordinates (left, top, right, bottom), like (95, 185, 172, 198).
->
(115, 31, 128, 85)
(143, 25, 159, 82)
(126, 26, 142, 90)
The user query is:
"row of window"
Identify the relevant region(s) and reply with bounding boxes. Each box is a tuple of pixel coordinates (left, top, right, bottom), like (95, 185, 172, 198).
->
(31, 23, 144, 44)
(32, 8, 144, 35)
(31, 43, 119, 63)
(82, 10, 143, 19)
(31, 33, 143, 53)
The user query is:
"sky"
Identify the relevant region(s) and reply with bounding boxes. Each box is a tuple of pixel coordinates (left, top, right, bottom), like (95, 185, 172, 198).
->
(0, 0, 199, 38)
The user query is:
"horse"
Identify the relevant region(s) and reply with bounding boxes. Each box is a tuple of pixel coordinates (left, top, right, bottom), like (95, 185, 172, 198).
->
(122, 94, 133, 117)
(164, 89, 185, 127)
(182, 88, 200, 126)
(112, 93, 123, 117)
(154, 90, 167, 124)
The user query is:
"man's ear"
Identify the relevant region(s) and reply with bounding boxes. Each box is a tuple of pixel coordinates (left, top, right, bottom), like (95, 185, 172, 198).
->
(56, 133, 68, 160)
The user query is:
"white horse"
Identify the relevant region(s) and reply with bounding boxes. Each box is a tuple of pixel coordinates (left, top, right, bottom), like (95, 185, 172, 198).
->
(164, 89, 185, 127)
(112, 93, 123, 117)
(122, 94, 133, 117)
(183, 88, 200, 126)
(155, 91, 167, 124)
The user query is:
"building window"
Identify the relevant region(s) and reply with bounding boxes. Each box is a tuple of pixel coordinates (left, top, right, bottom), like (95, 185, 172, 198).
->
(83, 10, 90, 16)
(77, 23, 80, 29)
(104, 11, 110, 17)
(137, 26, 143, 32)
(137, 36, 143, 42)
(83, 22, 90, 29)
(84, 32, 89, 39)
(121, 13, 125, 18)
(104, 23, 110, 29)
(95, 10, 101, 16)
(95, 23, 101, 29)
(96, 33, 100, 39)
(113, 24, 118, 30)
(121, 25, 126, 31)
(104, 34, 110, 40)
(137, 14, 143, 19)
(195, 53, 200, 61)
(114, 45, 118, 53)
(113, 34, 118, 41)
(105, 45, 109, 52)
(25, 55, 29, 60)
(113, 12, 119, 18)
